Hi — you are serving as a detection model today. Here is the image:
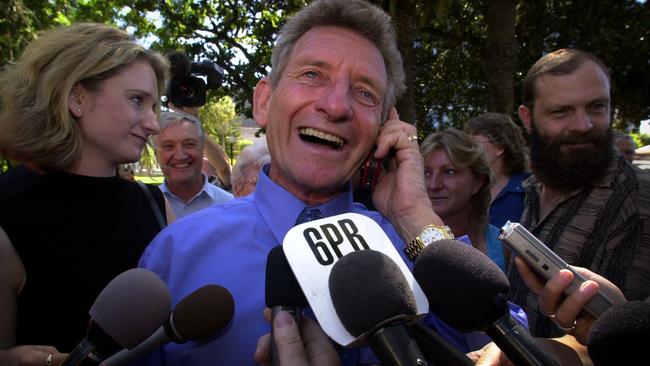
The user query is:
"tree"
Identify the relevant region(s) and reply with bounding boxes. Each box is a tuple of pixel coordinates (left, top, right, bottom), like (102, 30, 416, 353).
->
(485, 0, 516, 115)
(114, 0, 307, 116)
(516, 0, 650, 130)
(200, 95, 240, 147)
(3, 0, 649, 172)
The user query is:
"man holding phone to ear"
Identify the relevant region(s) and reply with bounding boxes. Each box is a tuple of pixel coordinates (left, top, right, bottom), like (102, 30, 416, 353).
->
(138, 1, 429, 364)
(136, 0, 525, 365)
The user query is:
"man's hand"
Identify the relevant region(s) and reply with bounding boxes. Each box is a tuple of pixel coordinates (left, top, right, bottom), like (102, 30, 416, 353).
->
(515, 257, 626, 345)
(254, 308, 340, 366)
(371, 108, 444, 242)
(0, 346, 66, 366)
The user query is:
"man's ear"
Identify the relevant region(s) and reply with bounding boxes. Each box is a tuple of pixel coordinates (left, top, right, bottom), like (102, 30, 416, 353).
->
(518, 105, 533, 134)
(68, 84, 86, 119)
(253, 77, 272, 128)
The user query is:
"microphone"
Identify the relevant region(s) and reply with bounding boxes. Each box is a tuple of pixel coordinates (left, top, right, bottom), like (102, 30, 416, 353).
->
(101, 284, 235, 366)
(329, 249, 427, 366)
(407, 322, 473, 366)
(61, 268, 171, 366)
(265, 245, 309, 366)
(588, 300, 650, 366)
(413, 239, 559, 366)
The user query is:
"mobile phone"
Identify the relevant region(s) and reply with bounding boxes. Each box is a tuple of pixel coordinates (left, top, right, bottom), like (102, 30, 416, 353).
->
(498, 221, 614, 318)
(357, 150, 385, 193)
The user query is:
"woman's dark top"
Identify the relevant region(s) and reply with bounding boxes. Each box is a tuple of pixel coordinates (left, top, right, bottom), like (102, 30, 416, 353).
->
(0, 171, 165, 351)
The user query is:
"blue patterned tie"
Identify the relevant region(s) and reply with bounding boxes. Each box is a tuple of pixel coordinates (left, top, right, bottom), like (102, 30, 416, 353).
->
(295, 207, 324, 225)
(295, 207, 360, 365)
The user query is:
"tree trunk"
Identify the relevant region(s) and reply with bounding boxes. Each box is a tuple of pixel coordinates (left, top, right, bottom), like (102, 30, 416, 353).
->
(392, 0, 418, 126)
(486, 0, 516, 115)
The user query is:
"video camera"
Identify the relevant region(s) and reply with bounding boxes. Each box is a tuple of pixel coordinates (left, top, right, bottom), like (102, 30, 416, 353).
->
(166, 51, 223, 108)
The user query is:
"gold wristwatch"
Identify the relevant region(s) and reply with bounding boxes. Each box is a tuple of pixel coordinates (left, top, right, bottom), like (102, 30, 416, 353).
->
(404, 224, 454, 261)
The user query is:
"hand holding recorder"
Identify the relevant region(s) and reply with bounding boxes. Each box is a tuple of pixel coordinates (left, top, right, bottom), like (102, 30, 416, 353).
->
(501, 222, 626, 344)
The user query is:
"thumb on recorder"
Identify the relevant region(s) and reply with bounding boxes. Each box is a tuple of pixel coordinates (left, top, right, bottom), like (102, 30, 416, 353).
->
(513, 258, 627, 365)
(515, 258, 626, 345)
(254, 308, 340, 366)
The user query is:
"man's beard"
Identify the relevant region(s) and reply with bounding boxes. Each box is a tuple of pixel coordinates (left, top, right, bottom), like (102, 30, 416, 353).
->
(529, 120, 613, 192)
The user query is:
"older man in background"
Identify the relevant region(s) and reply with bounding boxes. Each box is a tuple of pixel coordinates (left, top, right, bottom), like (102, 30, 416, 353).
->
(155, 111, 233, 218)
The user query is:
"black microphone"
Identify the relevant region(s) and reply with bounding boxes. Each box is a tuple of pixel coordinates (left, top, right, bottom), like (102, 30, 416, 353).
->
(407, 322, 473, 366)
(413, 239, 559, 366)
(101, 284, 235, 366)
(265, 245, 309, 366)
(587, 300, 650, 366)
(61, 268, 171, 366)
(329, 249, 428, 366)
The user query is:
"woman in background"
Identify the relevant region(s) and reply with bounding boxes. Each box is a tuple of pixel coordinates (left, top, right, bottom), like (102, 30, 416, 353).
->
(420, 128, 506, 271)
(231, 137, 271, 197)
(464, 112, 531, 229)
(0, 23, 169, 365)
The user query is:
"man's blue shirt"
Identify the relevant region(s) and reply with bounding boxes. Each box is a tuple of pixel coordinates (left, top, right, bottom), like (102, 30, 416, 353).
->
(160, 174, 233, 218)
(489, 171, 532, 229)
(138, 165, 526, 365)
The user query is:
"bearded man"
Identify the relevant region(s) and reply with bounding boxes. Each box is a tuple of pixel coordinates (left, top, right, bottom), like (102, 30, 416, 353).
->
(507, 49, 650, 342)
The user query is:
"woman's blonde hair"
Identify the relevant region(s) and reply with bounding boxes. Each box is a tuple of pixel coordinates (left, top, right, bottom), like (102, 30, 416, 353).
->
(0, 22, 169, 171)
(420, 128, 494, 231)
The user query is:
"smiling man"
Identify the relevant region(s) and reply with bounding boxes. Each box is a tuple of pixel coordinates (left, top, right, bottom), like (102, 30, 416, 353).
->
(155, 111, 232, 218)
(135, 0, 470, 365)
(507, 49, 650, 342)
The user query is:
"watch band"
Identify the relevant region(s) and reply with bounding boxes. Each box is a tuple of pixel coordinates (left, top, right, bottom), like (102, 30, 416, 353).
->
(404, 224, 454, 261)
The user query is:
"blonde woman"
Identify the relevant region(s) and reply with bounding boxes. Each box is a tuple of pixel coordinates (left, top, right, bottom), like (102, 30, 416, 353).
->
(420, 128, 506, 271)
(0, 23, 169, 365)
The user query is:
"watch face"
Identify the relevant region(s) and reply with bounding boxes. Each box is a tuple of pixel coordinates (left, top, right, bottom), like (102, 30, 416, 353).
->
(420, 226, 450, 245)
(421, 227, 440, 243)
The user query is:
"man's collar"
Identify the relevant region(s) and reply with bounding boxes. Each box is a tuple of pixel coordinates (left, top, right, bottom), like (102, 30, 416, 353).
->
(254, 163, 355, 244)
(160, 174, 210, 203)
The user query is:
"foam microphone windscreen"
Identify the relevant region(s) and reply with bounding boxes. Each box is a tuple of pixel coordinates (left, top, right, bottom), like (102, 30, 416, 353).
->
(172, 284, 235, 341)
(329, 250, 417, 337)
(166, 51, 192, 77)
(89, 268, 171, 348)
(588, 300, 650, 366)
(265, 246, 308, 308)
(413, 239, 509, 332)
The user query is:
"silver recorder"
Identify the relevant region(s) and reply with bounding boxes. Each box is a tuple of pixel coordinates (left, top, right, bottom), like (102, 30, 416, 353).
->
(498, 221, 614, 318)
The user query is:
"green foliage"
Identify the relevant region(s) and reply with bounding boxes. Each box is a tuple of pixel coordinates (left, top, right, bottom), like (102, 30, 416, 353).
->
(515, 0, 650, 129)
(0, 157, 12, 173)
(112, 0, 308, 115)
(1, 0, 133, 63)
(199, 96, 240, 146)
(138, 143, 158, 176)
(629, 133, 650, 148)
(2, 0, 649, 159)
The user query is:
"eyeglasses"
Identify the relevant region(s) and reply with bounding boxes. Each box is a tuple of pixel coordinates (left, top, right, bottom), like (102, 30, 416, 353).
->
(244, 177, 258, 186)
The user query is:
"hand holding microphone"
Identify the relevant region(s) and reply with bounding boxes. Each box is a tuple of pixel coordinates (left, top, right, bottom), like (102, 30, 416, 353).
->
(265, 246, 309, 366)
(61, 268, 172, 366)
(254, 308, 340, 366)
(413, 239, 560, 366)
(329, 249, 427, 366)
